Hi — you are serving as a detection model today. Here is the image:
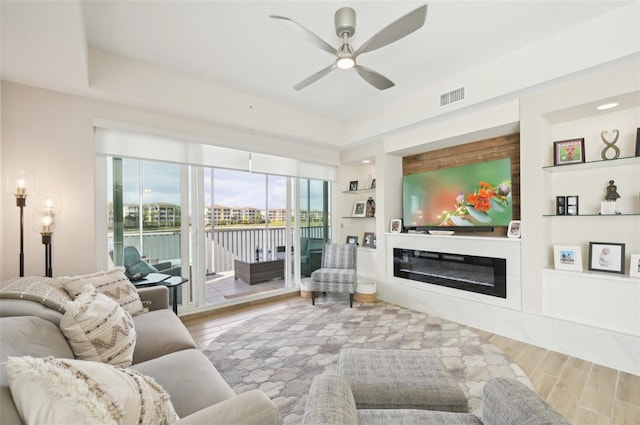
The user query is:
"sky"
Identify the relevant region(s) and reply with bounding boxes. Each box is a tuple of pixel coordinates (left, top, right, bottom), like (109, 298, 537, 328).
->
(107, 158, 325, 210)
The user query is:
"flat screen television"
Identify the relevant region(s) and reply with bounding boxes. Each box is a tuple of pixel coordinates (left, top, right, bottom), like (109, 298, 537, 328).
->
(403, 158, 512, 231)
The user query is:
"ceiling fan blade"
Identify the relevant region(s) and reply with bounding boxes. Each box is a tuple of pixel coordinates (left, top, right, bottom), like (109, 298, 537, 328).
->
(354, 65, 395, 90)
(294, 63, 337, 91)
(270, 15, 337, 55)
(354, 4, 427, 57)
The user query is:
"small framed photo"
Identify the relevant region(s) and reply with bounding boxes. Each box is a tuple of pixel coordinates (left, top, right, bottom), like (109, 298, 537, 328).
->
(630, 253, 640, 278)
(372, 235, 377, 249)
(507, 220, 521, 238)
(556, 196, 566, 215)
(588, 242, 625, 274)
(371, 179, 376, 189)
(349, 180, 358, 191)
(566, 195, 579, 216)
(635, 128, 640, 157)
(346, 235, 358, 245)
(553, 138, 585, 165)
(352, 201, 366, 217)
(362, 232, 375, 248)
(553, 245, 583, 272)
(390, 218, 402, 233)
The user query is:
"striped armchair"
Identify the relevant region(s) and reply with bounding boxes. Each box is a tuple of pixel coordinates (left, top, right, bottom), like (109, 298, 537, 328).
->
(309, 243, 357, 307)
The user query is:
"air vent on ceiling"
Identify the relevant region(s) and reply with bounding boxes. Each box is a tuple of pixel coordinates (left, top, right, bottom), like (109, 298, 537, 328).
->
(439, 86, 466, 107)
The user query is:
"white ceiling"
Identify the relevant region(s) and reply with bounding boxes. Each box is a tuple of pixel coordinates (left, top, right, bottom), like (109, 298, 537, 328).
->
(1, 0, 634, 145)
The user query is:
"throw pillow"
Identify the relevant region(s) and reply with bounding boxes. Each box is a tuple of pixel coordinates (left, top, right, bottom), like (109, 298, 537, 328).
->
(6, 355, 179, 425)
(60, 284, 136, 367)
(59, 267, 148, 316)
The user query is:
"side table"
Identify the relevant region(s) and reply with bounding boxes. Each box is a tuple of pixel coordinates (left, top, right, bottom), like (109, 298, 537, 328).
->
(133, 274, 188, 314)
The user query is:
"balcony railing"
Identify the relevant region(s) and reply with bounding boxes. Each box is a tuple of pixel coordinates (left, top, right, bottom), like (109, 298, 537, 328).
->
(120, 226, 328, 274)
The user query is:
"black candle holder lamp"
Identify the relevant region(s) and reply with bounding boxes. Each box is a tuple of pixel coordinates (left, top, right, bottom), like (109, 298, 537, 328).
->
(36, 193, 59, 278)
(10, 172, 33, 277)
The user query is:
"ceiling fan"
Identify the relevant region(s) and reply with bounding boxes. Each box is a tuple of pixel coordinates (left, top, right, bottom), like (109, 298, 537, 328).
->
(270, 4, 428, 91)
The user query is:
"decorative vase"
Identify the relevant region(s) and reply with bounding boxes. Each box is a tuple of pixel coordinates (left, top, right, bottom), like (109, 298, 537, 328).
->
(366, 197, 376, 217)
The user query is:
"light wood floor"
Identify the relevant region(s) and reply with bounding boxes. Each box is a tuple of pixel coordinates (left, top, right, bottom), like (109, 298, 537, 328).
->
(182, 295, 640, 425)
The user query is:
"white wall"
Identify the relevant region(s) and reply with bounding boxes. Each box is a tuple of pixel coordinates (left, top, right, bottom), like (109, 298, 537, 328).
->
(357, 61, 640, 376)
(0, 82, 339, 280)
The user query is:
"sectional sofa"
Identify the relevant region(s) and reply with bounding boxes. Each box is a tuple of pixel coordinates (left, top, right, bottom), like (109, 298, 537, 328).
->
(0, 274, 278, 425)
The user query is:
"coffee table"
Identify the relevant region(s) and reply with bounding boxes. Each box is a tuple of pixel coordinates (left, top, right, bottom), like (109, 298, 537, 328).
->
(234, 259, 285, 285)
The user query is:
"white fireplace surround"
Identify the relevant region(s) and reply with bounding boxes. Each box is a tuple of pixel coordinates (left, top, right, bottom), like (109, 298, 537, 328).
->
(386, 233, 522, 311)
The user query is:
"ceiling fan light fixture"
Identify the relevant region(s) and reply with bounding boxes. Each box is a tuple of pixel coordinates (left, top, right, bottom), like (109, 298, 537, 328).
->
(336, 43, 355, 69)
(336, 56, 355, 69)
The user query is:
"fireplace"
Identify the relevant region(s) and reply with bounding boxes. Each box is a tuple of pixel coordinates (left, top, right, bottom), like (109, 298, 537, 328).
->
(393, 248, 506, 298)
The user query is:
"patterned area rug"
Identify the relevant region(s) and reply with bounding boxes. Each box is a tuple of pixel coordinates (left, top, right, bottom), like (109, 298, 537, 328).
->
(204, 301, 531, 425)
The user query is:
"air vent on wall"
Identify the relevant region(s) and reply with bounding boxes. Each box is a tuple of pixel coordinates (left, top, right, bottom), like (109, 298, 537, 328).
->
(439, 86, 466, 107)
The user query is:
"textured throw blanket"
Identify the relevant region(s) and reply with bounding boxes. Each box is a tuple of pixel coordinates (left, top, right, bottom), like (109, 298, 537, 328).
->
(0, 276, 71, 312)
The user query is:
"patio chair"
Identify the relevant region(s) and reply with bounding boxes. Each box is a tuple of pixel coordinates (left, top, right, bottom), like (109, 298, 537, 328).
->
(123, 246, 181, 278)
(309, 243, 357, 307)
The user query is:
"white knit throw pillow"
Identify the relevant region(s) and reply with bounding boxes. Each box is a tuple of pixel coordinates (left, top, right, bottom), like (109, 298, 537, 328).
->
(60, 284, 136, 367)
(6, 356, 179, 425)
(60, 267, 147, 316)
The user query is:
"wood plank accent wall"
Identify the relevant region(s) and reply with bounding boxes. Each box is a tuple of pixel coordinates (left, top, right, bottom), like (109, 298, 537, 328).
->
(402, 133, 520, 236)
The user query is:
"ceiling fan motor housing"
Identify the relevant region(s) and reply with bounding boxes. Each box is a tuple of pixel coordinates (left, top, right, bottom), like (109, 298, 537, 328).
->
(335, 7, 356, 38)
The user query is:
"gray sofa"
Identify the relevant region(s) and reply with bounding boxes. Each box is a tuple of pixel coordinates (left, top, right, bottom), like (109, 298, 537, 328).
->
(303, 374, 570, 425)
(0, 285, 278, 425)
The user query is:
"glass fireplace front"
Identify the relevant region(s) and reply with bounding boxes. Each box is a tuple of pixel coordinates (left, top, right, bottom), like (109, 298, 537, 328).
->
(393, 248, 506, 298)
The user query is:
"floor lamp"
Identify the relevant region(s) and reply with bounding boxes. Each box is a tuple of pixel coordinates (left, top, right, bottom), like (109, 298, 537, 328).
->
(36, 193, 59, 278)
(11, 172, 33, 277)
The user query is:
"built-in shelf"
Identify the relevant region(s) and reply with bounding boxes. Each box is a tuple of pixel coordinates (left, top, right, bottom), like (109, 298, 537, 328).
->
(342, 216, 375, 219)
(543, 268, 638, 282)
(342, 188, 375, 194)
(542, 155, 639, 172)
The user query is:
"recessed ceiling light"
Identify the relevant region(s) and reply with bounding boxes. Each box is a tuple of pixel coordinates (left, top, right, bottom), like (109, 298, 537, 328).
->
(596, 102, 619, 111)
(362, 160, 371, 164)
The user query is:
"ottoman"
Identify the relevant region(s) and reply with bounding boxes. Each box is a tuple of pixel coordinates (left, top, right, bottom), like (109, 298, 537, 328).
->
(337, 349, 468, 413)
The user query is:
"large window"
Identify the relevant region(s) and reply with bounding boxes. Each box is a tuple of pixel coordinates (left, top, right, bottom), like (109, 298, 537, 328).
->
(98, 128, 335, 313)
(108, 158, 182, 273)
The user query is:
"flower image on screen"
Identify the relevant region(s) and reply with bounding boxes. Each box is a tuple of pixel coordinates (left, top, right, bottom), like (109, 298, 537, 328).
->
(403, 158, 513, 228)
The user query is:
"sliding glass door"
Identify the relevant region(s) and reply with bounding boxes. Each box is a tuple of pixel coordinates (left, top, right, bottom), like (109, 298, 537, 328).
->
(103, 147, 333, 313)
(107, 157, 183, 278)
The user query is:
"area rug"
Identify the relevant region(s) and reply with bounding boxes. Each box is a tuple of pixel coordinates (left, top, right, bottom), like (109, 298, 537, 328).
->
(203, 301, 531, 425)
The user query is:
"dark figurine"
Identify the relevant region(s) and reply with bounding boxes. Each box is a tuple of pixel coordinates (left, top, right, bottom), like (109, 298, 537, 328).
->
(605, 180, 620, 201)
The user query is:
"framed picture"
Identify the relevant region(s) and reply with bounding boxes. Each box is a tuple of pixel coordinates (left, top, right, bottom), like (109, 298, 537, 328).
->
(556, 196, 566, 215)
(635, 128, 640, 157)
(390, 218, 402, 233)
(371, 179, 376, 189)
(588, 242, 625, 274)
(553, 245, 583, 272)
(346, 235, 358, 245)
(352, 201, 366, 217)
(372, 235, 377, 249)
(507, 220, 521, 238)
(362, 232, 375, 248)
(566, 195, 579, 216)
(553, 138, 585, 165)
(630, 253, 640, 278)
(349, 180, 358, 191)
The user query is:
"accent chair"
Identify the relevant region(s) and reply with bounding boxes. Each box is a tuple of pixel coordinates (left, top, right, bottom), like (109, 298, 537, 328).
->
(309, 243, 357, 307)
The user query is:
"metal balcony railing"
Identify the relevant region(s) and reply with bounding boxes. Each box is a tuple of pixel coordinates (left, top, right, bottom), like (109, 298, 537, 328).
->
(121, 226, 328, 274)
